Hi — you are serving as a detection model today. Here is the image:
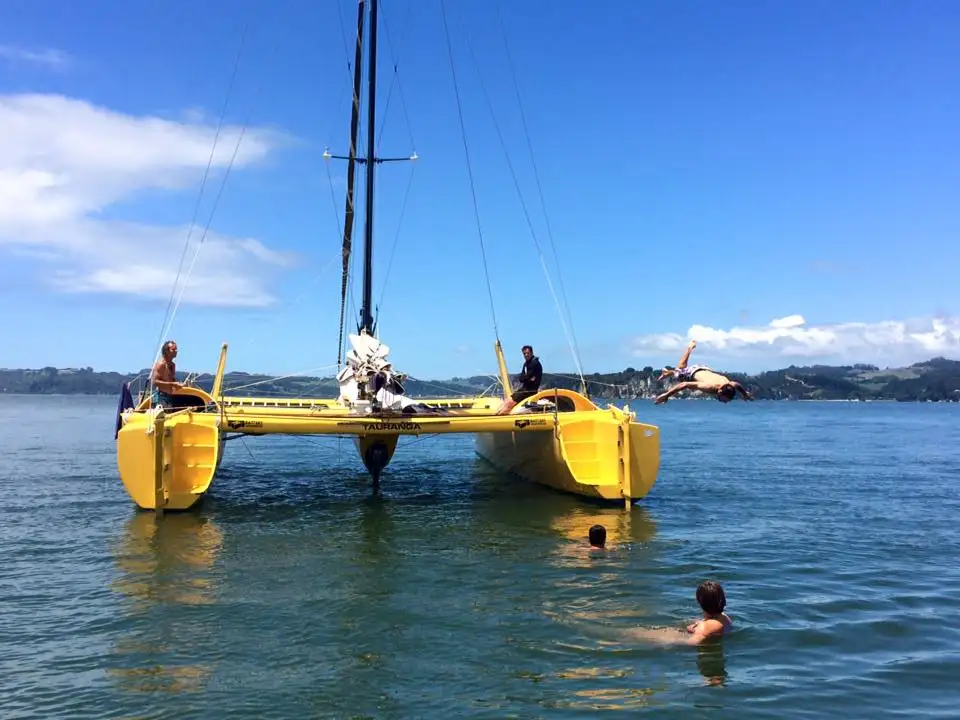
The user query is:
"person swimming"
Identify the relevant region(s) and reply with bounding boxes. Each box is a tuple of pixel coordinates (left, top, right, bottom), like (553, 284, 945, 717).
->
(623, 579, 732, 646)
(686, 580, 733, 643)
(654, 340, 753, 404)
(588, 524, 607, 549)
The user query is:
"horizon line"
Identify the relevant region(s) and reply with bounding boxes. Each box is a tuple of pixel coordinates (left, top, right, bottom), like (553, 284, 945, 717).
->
(3, 355, 956, 380)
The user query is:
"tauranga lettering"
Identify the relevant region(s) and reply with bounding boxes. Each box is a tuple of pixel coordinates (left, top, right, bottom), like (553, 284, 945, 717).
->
(362, 421, 422, 432)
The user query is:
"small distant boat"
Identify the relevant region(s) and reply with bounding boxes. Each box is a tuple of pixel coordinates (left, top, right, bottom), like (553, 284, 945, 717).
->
(114, 0, 661, 512)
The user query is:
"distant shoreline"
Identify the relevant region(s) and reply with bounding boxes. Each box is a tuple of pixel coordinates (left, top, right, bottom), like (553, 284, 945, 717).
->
(2, 357, 958, 402)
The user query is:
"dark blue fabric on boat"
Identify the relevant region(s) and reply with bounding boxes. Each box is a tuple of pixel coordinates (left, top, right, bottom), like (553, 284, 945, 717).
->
(114, 382, 135, 439)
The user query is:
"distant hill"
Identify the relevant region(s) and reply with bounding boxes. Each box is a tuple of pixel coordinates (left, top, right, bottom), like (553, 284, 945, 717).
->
(1, 357, 959, 402)
(0, 366, 487, 400)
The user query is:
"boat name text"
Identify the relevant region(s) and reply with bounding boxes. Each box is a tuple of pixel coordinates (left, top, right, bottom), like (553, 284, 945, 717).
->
(362, 421, 422, 432)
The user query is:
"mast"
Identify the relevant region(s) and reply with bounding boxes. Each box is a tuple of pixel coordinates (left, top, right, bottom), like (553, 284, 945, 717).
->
(335, 0, 365, 365)
(329, 0, 409, 342)
(359, 0, 379, 335)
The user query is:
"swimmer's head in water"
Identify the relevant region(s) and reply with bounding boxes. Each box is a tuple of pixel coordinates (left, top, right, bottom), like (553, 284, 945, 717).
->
(696, 580, 726, 615)
(588, 524, 606, 547)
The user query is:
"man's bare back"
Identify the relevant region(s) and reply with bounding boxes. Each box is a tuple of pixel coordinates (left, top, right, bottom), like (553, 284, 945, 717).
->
(681, 367, 728, 390)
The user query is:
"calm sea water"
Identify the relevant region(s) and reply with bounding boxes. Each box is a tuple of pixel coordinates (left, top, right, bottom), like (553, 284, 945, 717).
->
(1, 394, 958, 718)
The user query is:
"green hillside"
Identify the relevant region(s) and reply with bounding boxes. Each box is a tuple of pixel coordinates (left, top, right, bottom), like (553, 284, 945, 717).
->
(2, 357, 958, 402)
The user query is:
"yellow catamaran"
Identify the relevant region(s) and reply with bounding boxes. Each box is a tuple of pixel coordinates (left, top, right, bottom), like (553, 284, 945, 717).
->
(114, 0, 661, 513)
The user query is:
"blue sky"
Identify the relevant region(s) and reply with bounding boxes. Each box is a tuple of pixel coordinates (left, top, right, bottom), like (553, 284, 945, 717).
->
(1, 0, 958, 380)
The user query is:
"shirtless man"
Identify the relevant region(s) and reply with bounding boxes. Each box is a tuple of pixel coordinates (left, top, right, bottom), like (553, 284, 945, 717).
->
(150, 340, 183, 408)
(654, 340, 752, 404)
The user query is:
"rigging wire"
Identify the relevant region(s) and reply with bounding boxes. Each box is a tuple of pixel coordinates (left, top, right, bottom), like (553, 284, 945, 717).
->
(494, 1, 587, 389)
(370, 0, 419, 319)
(151, 21, 249, 373)
(374, 164, 416, 316)
(155, 15, 280, 370)
(163, 108, 253, 341)
(375, 0, 416, 154)
(235, 245, 345, 358)
(222, 363, 341, 393)
(454, 3, 586, 392)
(439, 0, 501, 341)
(333, 0, 354, 71)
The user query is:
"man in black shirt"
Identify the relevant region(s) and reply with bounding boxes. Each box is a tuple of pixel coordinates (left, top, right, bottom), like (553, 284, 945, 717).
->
(496, 344, 543, 415)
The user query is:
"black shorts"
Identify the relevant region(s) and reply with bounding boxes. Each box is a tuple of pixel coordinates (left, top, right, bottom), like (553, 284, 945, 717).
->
(511, 389, 537, 403)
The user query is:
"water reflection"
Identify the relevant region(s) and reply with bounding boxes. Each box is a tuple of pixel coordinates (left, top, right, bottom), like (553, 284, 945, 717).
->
(545, 502, 658, 578)
(108, 511, 223, 694)
(550, 502, 658, 548)
(697, 641, 728, 686)
(499, 500, 667, 710)
(356, 495, 393, 563)
(534, 500, 727, 707)
(305, 493, 405, 717)
(557, 685, 663, 711)
(111, 511, 223, 611)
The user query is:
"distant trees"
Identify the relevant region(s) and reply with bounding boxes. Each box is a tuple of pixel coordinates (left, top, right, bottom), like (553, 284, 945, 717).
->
(1, 359, 959, 401)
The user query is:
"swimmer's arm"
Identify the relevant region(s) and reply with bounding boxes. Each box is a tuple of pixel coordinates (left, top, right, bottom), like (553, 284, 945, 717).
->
(686, 618, 725, 645)
(626, 627, 688, 645)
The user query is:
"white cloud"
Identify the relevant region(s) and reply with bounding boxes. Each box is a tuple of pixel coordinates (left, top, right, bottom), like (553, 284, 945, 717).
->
(0, 93, 292, 306)
(0, 45, 71, 70)
(630, 314, 960, 366)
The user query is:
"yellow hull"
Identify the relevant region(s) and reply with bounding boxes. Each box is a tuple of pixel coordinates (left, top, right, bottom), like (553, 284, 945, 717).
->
(115, 384, 659, 511)
(117, 399, 226, 512)
(475, 395, 660, 504)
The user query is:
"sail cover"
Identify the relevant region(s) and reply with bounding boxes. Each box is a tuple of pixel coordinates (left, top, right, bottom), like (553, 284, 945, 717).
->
(336, 332, 418, 410)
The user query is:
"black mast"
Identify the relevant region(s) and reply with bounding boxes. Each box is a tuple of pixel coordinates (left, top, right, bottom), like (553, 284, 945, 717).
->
(335, 0, 365, 366)
(359, 0, 379, 335)
(329, 0, 408, 341)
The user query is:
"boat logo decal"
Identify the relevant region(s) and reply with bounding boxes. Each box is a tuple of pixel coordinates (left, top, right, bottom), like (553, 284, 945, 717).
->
(227, 419, 264, 429)
(514, 418, 547, 428)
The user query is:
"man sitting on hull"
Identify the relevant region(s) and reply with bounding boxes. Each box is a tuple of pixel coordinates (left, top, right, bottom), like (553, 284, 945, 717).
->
(496, 344, 543, 415)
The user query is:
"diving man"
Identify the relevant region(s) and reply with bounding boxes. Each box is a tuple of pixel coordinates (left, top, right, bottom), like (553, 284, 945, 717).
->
(654, 340, 753, 404)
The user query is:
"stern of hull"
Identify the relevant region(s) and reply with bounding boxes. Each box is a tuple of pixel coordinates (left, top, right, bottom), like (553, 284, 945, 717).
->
(117, 411, 222, 511)
(476, 407, 661, 503)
